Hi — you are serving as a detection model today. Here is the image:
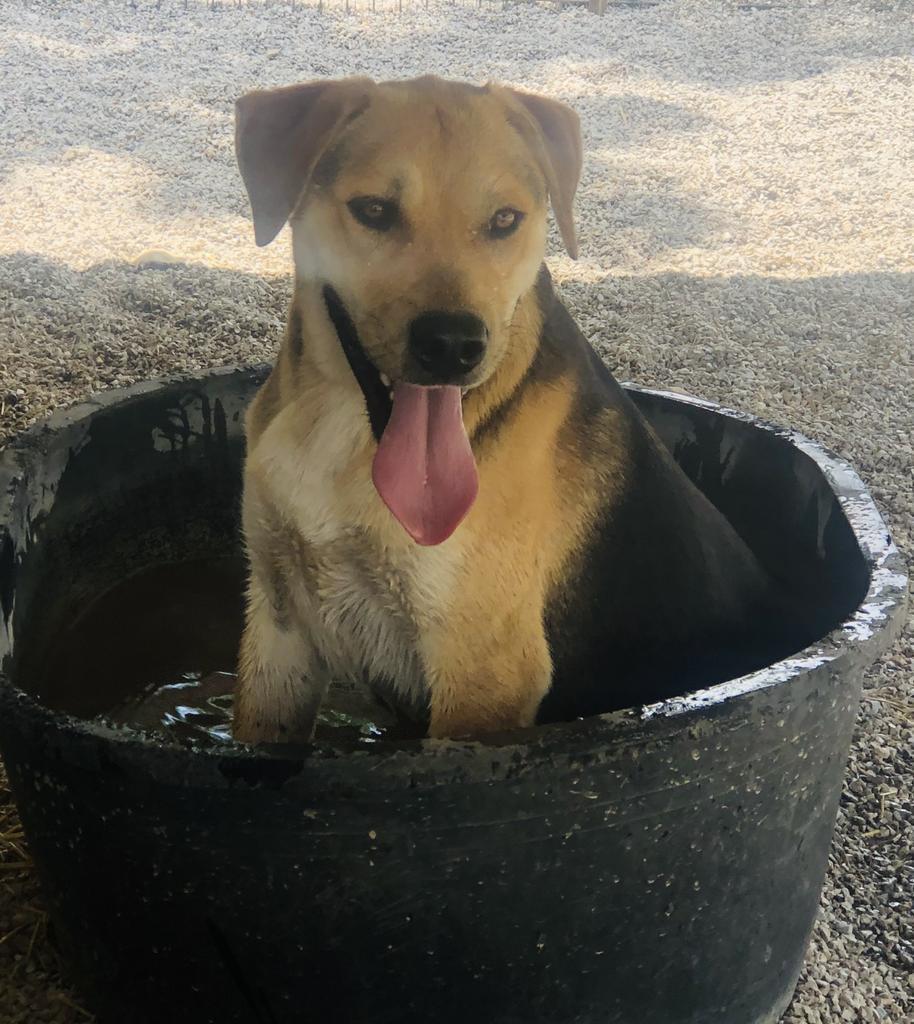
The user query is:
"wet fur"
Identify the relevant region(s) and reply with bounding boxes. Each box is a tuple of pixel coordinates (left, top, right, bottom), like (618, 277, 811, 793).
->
(233, 76, 782, 743)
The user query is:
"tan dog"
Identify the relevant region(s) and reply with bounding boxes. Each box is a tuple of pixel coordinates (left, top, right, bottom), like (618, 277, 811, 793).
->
(232, 76, 789, 744)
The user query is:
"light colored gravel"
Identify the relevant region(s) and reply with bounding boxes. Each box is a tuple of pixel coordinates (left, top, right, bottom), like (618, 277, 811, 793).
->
(0, 0, 912, 1021)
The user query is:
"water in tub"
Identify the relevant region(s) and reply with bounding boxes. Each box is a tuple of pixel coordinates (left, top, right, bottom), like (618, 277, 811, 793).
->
(36, 558, 421, 747)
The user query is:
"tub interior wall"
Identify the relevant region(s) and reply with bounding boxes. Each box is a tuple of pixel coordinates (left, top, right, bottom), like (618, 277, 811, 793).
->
(3, 377, 870, 717)
(4, 379, 251, 703)
(630, 391, 870, 634)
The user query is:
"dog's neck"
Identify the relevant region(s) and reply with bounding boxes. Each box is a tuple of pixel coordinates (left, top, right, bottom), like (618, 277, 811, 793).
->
(285, 279, 355, 392)
(462, 275, 547, 439)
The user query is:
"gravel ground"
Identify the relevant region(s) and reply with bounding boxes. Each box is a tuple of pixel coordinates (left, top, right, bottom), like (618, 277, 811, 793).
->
(1, 0, 912, 1021)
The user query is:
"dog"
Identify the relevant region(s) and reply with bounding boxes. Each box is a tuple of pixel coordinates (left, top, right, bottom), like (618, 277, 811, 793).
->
(231, 75, 791, 744)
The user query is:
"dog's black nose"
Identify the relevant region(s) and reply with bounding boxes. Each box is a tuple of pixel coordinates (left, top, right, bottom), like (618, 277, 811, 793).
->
(408, 312, 487, 382)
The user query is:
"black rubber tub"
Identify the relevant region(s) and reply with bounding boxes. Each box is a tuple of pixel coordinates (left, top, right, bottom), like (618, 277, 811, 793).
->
(0, 366, 906, 1024)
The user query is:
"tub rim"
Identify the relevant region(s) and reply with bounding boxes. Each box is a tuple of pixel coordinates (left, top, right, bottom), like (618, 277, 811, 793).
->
(0, 366, 907, 772)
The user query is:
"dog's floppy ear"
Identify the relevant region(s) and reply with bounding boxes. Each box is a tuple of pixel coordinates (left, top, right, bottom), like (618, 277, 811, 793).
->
(499, 87, 583, 259)
(235, 78, 373, 247)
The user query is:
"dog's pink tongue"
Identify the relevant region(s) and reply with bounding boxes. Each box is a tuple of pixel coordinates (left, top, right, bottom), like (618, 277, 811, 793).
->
(372, 383, 478, 546)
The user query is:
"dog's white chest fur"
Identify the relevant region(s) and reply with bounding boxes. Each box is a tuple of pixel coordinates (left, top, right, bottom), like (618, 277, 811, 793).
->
(251, 388, 459, 706)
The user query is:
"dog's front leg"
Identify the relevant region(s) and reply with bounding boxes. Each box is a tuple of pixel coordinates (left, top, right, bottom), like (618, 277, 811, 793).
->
(233, 575, 329, 745)
(425, 609, 553, 739)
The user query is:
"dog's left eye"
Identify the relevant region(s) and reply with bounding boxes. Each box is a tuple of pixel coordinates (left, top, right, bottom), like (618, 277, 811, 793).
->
(488, 208, 524, 239)
(348, 197, 399, 232)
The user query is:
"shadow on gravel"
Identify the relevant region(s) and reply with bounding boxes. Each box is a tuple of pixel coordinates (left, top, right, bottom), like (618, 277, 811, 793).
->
(2, 252, 912, 521)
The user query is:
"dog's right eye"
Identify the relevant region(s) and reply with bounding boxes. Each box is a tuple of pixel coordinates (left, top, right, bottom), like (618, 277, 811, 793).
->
(348, 197, 399, 232)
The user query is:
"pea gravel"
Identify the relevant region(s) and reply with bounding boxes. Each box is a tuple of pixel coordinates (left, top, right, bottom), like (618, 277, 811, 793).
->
(0, 0, 912, 1021)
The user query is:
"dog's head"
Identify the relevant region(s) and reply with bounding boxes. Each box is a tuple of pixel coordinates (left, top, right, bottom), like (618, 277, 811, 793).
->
(235, 76, 582, 544)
